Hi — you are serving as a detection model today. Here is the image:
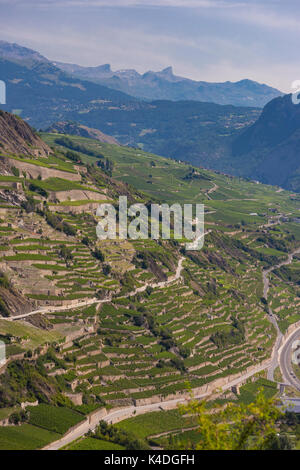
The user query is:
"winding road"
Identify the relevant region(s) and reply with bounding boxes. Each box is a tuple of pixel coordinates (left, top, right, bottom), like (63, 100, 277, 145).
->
(7, 257, 185, 322)
(206, 183, 218, 200)
(8, 224, 208, 323)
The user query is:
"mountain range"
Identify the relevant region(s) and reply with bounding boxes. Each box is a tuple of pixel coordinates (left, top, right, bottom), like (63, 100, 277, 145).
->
(0, 40, 260, 167)
(55, 62, 282, 108)
(0, 40, 282, 108)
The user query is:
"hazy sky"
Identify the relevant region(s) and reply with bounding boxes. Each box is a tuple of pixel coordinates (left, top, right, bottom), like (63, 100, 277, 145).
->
(0, 0, 299, 91)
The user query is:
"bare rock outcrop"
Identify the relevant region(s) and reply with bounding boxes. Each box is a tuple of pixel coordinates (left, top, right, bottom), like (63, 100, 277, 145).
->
(0, 110, 52, 157)
(0, 286, 34, 318)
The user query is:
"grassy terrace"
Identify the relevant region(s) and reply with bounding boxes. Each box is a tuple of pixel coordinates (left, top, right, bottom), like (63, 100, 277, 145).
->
(6, 153, 77, 174)
(0, 319, 63, 356)
(0, 208, 124, 300)
(27, 234, 278, 405)
(27, 177, 102, 193)
(112, 377, 278, 448)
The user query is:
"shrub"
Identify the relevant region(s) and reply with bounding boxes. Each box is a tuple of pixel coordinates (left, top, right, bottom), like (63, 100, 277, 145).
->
(11, 166, 20, 177)
(58, 245, 73, 262)
(28, 183, 48, 198)
(93, 248, 104, 262)
(9, 410, 28, 425)
(102, 264, 111, 275)
(21, 196, 36, 213)
(0, 272, 10, 289)
(81, 236, 90, 246)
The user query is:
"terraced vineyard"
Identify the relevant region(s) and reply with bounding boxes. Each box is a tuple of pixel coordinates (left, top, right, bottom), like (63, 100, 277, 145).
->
(0, 120, 300, 449)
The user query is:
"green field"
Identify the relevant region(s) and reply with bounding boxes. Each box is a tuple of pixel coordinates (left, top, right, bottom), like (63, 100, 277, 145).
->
(0, 319, 62, 355)
(156, 429, 200, 449)
(66, 437, 125, 450)
(28, 177, 100, 193)
(116, 410, 197, 439)
(28, 404, 84, 434)
(237, 378, 278, 405)
(0, 424, 60, 450)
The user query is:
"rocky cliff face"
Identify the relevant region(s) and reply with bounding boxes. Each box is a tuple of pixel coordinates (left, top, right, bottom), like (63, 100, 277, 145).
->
(0, 286, 33, 317)
(0, 110, 51, 157)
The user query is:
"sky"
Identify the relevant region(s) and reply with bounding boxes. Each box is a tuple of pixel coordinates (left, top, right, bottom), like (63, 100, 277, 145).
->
(0, 0, 299, 92)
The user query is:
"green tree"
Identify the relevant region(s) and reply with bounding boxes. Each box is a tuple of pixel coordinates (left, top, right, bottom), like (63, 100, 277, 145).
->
(178, 388, 283, 450)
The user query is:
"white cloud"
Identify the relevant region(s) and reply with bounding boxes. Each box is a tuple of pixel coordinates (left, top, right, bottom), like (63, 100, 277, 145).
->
(226, 5, 300, 31)
(0, 0, 246, 7)
(0, 23, 194, 71)
(2, 0, 297, 32)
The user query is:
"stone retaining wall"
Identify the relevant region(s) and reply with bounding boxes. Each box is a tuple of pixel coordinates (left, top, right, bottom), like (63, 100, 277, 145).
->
(3, 157, 81, 181)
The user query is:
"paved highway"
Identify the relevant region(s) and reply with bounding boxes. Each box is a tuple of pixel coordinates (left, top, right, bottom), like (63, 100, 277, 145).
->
(279, 329, 300, 391)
